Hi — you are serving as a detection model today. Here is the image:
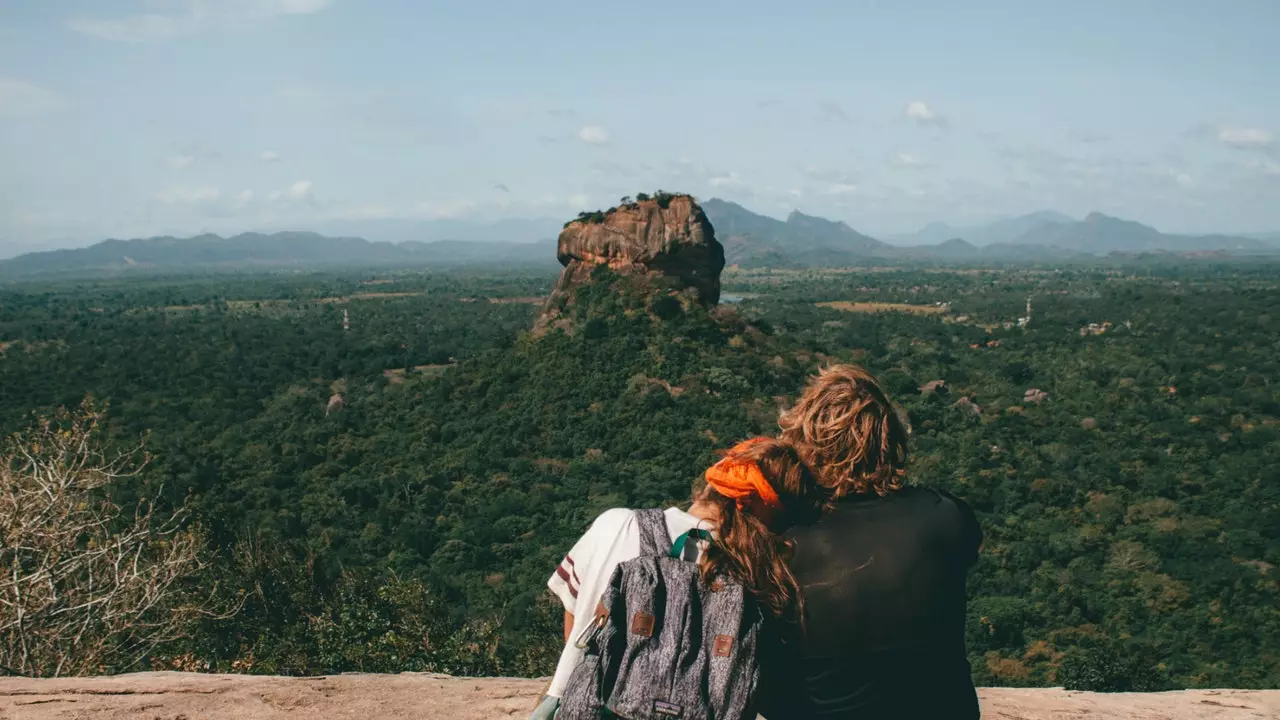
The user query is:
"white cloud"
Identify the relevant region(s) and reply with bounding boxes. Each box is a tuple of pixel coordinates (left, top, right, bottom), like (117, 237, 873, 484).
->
(709, 171, 742, 188)
(168, 154, 196, 169)
(567, 193, 590, 208)
(68, 13, 189, 42)
(237, 189, 255, 202)
(70, 0, 330, 42)
(0, 78, 65, 117)
(259, 150, 281, 163)
(1172, 171, 1194, 189)
(578, 125, 609, 145)
(1217, 126, 1273, 149)
(823, 183, 859, 196)
(155, 185, 221, 204)
(1244, 157, 1280, 177)
(254, 0, 331, 16)
(905, 100, 945, 126)
(267, 189, 283, 201)
(412, 198, 476, 219)
(788, 189, 803, 198)
(345, 204, 397, 220)
(893, 152, 925, 168)
(286, 180, 313, 199)
(802, 166, 858, 185)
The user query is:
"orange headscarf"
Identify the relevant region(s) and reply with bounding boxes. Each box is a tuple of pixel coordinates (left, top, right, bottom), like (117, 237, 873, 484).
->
(704, 437, 782, 522)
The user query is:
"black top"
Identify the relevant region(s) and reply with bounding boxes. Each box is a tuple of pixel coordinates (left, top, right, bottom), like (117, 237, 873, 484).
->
(762, 486, 982, 720)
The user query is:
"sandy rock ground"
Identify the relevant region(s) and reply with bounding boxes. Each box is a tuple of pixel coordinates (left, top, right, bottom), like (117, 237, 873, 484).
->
(0, 672, 1276, 720)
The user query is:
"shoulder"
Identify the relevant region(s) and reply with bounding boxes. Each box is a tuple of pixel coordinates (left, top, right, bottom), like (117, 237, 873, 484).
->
(579, 507, 638, 541)
(896, 485, 969, 512)
(925, 487, 977, 524)
(911, 486, 982, 552)
(590, 507, 637, 529)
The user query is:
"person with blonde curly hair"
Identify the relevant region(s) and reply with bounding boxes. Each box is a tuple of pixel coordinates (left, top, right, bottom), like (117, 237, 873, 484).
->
(769, 364, 983, 719)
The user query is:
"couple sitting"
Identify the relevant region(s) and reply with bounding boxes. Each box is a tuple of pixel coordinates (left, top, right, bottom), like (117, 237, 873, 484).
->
(537, 365, 983, 719)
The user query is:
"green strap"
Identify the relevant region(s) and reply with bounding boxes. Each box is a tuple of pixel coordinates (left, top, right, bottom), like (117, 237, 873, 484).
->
(669, 528, 712, 559)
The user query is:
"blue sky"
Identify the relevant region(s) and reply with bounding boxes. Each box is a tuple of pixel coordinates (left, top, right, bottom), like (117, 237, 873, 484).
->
(1, 0, 1278, 252)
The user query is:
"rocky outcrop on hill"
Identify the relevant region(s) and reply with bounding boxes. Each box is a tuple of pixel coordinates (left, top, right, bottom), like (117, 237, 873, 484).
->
(2, 672, 1277, 720)
(535, 194, 725, 332)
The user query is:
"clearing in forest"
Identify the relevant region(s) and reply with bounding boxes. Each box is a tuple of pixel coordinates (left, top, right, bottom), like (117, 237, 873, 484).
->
(383, 363, 457, 383)
(817, 301, 948, 315)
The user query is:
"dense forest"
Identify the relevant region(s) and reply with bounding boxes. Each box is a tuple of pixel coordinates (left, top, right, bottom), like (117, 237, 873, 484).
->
(1, 260, 1277, 690)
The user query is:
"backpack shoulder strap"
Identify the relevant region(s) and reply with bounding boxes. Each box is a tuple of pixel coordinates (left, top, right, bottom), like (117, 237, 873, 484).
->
(633, 508, 671, 558)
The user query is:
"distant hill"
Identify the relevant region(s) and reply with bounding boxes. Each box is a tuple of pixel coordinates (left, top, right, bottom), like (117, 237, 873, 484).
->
(701, 198, 891, 266)
(890, 210, 1074, 246)
(885, 207, 1280, 258)
(894, 238, 1085, 263)
(1011, 212, 1276, 254)
(703, 200, 1089, 265)
(0, 231, 555, 278)
(1242, 231, 1280, 246)
(6, 204, 1277, 278)
(315, 217, 563, 245)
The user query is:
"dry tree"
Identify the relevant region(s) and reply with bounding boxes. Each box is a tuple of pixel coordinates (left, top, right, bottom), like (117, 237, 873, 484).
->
(0, 401, 221, 677)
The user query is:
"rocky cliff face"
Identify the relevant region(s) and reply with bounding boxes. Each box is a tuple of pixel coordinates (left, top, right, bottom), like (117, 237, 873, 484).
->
(536, 194, 725, 332)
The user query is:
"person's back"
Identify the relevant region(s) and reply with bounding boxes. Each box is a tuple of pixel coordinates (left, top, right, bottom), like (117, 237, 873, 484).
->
(769, 364, 983, 719)
(784, 486, 980, 718)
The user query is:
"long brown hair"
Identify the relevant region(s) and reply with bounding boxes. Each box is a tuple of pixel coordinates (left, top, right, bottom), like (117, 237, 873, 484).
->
(694, 438, 826, 625)
(778, 364, 909, 500)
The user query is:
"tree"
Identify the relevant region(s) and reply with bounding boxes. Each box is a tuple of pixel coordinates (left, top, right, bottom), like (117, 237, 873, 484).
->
(0, 402, 218, 676)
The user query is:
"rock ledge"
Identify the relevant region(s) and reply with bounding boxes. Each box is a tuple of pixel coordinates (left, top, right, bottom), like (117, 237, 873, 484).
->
(1, 672, 1277, 719)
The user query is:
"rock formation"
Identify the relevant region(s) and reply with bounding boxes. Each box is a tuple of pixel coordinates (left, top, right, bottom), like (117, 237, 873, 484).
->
(2, 672, 1277, 720)
(535, 194, 725, 332)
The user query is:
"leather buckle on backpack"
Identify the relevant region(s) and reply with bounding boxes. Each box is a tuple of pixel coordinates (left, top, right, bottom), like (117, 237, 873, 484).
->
(713, 634, 733, 657)
(573, 602, 609, 649)
(631, 611, 655, 637)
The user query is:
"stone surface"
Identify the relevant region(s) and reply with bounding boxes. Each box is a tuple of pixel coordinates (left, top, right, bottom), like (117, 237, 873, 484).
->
(536, 195, 724, 331)
(0, 672, 1276, 720)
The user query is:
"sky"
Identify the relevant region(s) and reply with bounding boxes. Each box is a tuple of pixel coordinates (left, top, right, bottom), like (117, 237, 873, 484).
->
(1, 0, 1279, 254)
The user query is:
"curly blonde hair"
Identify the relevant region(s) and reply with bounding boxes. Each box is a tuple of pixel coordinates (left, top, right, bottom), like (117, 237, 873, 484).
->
(778, 364, 908, 499)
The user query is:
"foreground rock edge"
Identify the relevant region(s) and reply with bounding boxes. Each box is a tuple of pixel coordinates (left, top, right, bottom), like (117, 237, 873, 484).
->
(0, 672, 1277, 720)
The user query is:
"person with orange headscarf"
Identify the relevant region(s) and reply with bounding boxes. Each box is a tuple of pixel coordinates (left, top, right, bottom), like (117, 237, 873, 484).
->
(533, 437, 827, 719)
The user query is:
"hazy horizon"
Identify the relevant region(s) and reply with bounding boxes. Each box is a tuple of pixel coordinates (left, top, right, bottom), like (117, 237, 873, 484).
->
(2, 1, 1278, 254)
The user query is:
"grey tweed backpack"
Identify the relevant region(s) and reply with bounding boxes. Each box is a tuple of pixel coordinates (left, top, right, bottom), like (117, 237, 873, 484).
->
(557, 509, 763, 720)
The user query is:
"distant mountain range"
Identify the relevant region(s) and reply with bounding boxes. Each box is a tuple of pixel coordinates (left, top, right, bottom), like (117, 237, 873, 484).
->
(884, 209, 1277, 255)
(701, 200, 1278, 267)
(886, 210, 1076, 246)
(0, 232, 555, 277)
(2, 201, 1277, 278)
(701, 198, 890, 267)
(313, 216, 563, 245)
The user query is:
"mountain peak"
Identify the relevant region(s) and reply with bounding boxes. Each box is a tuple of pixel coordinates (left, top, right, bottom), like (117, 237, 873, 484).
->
(1024, 210, 1075, 224)
(786, 209, 839, 225)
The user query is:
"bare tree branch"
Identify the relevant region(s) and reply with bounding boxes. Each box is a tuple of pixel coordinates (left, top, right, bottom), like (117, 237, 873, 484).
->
(0, 400, 229, 677)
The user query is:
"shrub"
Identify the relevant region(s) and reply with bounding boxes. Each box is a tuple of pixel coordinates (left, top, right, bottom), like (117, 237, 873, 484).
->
(1058, 642, 1167, 692)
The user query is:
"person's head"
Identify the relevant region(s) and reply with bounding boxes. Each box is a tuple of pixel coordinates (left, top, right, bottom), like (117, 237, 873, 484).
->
(693, 437, 826, 624)
(778, 364, 909, 500)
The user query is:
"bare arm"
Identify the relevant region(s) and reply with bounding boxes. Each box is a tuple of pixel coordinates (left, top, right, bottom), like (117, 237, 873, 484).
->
(563, 611, 574, 642)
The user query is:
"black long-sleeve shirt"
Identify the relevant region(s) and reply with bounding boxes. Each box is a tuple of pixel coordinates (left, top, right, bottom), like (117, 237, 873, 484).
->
(762, 486, 983, 720)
